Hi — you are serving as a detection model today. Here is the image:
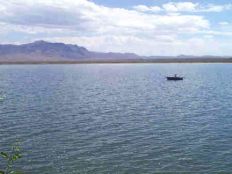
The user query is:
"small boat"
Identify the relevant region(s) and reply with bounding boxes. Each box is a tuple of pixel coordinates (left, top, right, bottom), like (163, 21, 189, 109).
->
(166, 74, 183, 81)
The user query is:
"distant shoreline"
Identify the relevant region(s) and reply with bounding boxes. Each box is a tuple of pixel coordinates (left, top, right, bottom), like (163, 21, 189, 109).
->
(0, 58, 232, 64)
(0, 41, 232, 65)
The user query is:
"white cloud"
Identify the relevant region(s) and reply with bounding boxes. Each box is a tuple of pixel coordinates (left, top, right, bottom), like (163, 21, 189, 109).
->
(44, 35, 232, 56)
(133, 5, 162, 12)
(204, 4, 232, 12)
(0, 0, 231, 56)
(134, 2, 232, 13)
(163, 2, 198, 12)
(0, 0, 209, 33)
(219, 21, 229, 26)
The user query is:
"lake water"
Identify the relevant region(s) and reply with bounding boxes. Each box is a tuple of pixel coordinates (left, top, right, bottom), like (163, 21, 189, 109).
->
(1, 64, 232, 173)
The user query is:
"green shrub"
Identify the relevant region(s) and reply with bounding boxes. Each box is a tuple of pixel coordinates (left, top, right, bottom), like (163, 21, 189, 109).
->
(0, 143, 23, 174)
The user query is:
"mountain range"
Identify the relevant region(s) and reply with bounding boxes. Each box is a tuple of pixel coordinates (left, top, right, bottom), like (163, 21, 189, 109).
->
(0, 40, 231, 63)
(0, 40, 141, 62)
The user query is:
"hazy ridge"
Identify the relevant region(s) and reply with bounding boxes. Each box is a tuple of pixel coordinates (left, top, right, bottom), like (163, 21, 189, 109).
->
(0, 40, 231, 64)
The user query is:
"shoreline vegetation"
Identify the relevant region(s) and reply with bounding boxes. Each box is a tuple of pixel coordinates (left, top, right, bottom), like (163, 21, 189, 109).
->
(1, 58, 232, 64)
(0, 143, 22, 174)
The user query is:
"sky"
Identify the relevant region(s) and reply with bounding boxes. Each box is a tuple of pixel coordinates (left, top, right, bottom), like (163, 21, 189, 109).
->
(0, 0, 232, 56)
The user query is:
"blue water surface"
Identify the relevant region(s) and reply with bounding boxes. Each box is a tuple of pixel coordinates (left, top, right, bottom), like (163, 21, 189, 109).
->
(0, 64, 232, 173)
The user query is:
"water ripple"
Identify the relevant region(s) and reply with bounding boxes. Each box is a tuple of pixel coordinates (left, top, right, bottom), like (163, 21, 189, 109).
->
(1, 64, 232, 173)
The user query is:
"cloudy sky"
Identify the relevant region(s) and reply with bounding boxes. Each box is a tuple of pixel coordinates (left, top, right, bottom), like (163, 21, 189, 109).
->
(0, 0, 232, 56)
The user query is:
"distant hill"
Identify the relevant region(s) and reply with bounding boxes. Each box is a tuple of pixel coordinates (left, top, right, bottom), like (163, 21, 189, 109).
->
(0, 40, 231, 63)
(0, 40, 141, 62)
